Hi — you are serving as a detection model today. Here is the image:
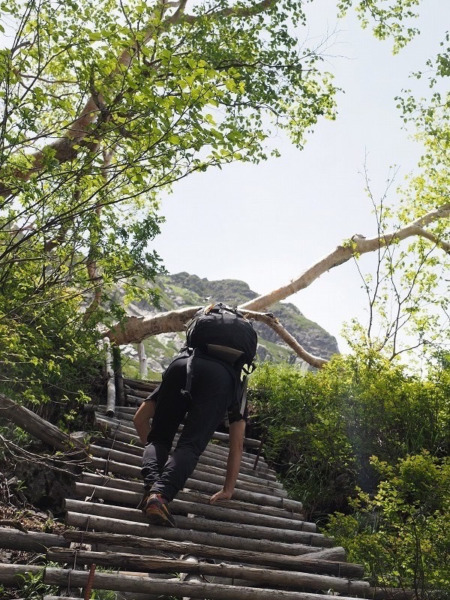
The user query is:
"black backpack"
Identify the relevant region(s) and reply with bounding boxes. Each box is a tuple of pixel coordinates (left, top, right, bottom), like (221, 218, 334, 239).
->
(185, 303, 257, 370)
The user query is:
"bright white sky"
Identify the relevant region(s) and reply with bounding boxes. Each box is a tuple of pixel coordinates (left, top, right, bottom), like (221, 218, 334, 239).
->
(154, 1, 449, 352)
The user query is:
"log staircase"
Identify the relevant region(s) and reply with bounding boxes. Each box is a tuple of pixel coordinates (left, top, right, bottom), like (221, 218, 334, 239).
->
(0, 377, 381, 600)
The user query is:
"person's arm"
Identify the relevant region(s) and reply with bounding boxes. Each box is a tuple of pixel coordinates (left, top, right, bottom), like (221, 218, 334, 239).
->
(133, 399, 156, 444)
(209, 419, 245, 503)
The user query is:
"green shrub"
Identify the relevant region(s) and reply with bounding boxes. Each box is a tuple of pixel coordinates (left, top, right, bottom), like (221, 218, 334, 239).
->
(249, 354, 449, 518)
(0, 281, 101, 427)
(249, 361, 356, 517)
(325, 453, 450, 596)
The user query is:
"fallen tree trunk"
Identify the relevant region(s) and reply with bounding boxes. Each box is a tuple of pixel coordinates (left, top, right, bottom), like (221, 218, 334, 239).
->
(0, 393, 86, 453)
(102, 203, 450, 369)
(240, 203, 450, 313)
(107, 307, 199, 345)
(105, 307, 325, 368)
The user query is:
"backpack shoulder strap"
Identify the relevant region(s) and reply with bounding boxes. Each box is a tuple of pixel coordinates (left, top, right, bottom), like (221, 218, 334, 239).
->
(180, 348, 195, 400)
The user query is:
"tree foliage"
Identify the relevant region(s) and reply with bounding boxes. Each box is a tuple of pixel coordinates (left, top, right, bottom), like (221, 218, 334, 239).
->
(0, 0, 338, 403)
(325, 453, 450, 595)
(249, 355, 450, 517)
(341, 27, 450, 360)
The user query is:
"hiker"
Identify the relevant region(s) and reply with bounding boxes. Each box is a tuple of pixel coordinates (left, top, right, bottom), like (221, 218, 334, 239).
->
(133, 303, 257, 527)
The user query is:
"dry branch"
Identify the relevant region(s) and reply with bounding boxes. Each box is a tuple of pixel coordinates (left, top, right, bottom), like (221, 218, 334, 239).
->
(240, 203, 450, 312)
(102, 203, 449, 368)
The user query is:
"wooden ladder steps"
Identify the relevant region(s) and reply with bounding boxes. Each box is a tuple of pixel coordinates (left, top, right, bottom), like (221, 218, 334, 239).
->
(50, 411, 369, 598)
(79, 473, 315, 530)
(0, 406, 374, 599)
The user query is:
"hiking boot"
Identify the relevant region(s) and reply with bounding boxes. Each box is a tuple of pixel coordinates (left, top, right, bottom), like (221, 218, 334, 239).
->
(143, 493, 175, 527)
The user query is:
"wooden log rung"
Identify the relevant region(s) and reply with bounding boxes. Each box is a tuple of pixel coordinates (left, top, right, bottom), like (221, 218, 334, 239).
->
(0, 528, 69, 552)
(90, 432, 274, 475)
(95, 411, 262, 449)
(86, 455, 302, 513)
(67, 496, 324, 545)
(44, 567, 372, 600)
(95, 411, 269, 469)
(65, 512, 322, 557)
(47, 548, 370, 596)
(79, 472, 307, 523)
(43, 597, 83, 600)
(88, 439, 273, 481)
(87, 444, 285, 495)
(0, 563, 43, 585)
(78, 473, 314, 531)
(63, 530, 364, 578)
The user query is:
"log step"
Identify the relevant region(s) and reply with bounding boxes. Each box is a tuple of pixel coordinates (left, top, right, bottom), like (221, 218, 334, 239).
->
(43, 597, 83, 600)
(63, 529, 358, 576)
(0, 528, 69, 552)
(79, 472, 315, 530)
(0, 563, 43, 585)
(65, 511, 324, 556)
(88, 444, 286, 496)
(80, 472, 307, 523)
(89, 433, 271, 474)
(67, 496, 327, 545)
(0, 390, 373, 600)
(96, 410, 263, 449)
(44, 567, 371, 600)
(47, 547, 370, 595)
(88, 455, 303, 513)
(94, 413, 272, 474)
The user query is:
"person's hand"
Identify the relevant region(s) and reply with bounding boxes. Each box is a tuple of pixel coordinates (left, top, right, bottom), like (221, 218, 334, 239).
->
(209, 488, 233, 504)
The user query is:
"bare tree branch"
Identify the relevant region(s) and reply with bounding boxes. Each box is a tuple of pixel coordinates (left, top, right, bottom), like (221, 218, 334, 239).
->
(240, 203, 450, 312)
(104, 203, 449, 368)
(105, 306, 327, 368)
(241, 309, 328, 368)
(105, 306, 200, 345)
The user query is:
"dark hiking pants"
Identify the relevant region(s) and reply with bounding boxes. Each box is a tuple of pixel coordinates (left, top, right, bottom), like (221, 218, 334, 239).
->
(141, 353, 235, 502)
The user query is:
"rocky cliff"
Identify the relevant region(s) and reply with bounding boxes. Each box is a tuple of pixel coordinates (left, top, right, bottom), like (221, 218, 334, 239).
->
(122, 272, 339, 377)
